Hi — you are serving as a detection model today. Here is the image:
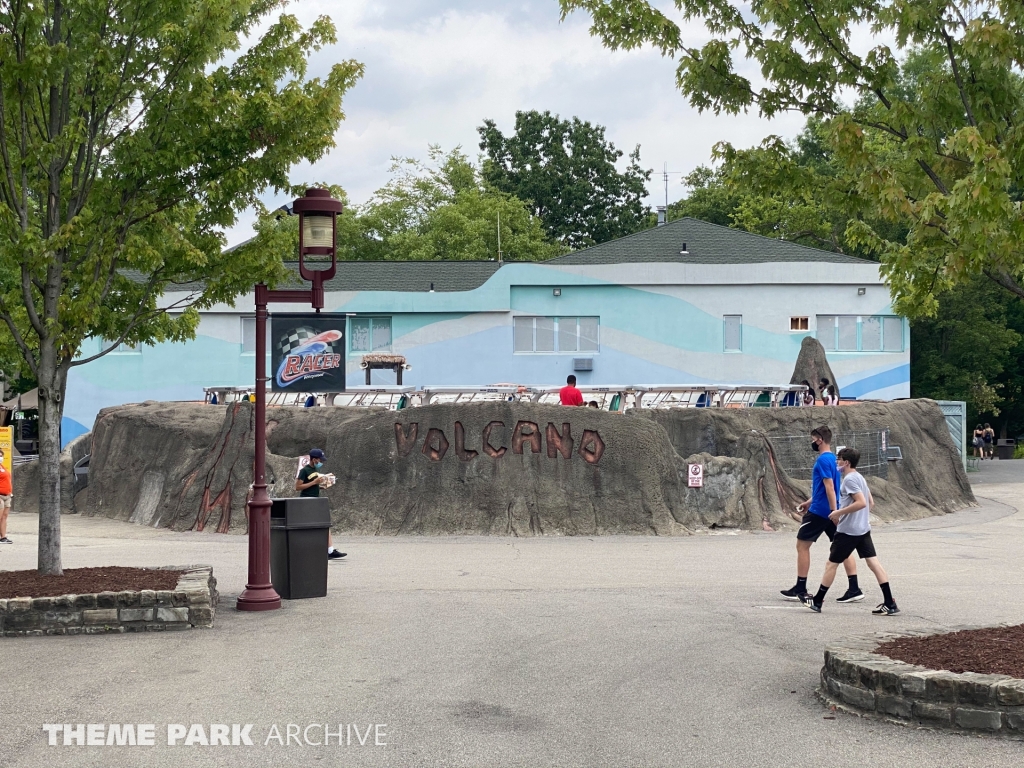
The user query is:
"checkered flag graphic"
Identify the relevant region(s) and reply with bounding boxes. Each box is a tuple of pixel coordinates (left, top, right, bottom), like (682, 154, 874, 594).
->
(276, 326, 339, 359)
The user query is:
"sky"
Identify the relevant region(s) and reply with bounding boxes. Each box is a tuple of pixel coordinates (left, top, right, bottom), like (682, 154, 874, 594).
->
(224, 0, 808, 246)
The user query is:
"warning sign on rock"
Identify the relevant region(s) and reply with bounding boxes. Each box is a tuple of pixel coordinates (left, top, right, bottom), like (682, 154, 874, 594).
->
(688, 463, 703, 488)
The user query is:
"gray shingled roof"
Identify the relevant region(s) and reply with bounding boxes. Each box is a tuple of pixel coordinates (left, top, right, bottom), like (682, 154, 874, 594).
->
(140, 260, 501, 294)
(548, 217, 871, 265)
(285, 260, 502, 292)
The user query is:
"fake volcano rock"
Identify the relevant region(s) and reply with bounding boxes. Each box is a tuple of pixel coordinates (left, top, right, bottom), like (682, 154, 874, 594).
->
(65, 397, 973, 536)
(790, 337, 839, 399)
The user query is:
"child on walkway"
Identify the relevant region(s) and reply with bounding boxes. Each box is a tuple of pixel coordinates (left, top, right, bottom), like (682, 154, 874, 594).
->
(802, 447, 899, 615)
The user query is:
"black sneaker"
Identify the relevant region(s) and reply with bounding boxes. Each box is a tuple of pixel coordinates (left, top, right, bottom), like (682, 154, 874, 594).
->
(0, 537, 11, 544)
(780, 585, 807, 601)
(327, 550, 347, 560)
(805, 600, 822, 613)
(836, 588, 864, 603)
(872, 603, 900, 615)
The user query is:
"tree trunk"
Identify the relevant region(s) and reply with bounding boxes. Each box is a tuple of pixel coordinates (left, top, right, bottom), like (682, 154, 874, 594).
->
(35, 341, 67, 576)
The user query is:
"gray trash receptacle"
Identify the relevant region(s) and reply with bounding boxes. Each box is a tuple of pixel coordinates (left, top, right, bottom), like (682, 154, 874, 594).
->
(997, 439, 1016, 461)
(270, 497, 330, 599)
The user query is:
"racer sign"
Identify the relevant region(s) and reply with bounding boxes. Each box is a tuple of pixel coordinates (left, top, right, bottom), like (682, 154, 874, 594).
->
(687, 463, 703, 488)
(270, 313, 346, 393)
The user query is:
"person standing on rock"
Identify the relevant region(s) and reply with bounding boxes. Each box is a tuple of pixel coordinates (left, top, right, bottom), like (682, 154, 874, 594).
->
(0, 448, 11, 544)
(819, 378, 838, 406)
(559, 375, 584, 406)
(295, 448, 346, 560)
(780, 426, 860, 603)
(802, 447, 899, 615)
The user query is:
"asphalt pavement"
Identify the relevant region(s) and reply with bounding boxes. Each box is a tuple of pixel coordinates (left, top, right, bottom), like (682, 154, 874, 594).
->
(1, 458, 1022, 767)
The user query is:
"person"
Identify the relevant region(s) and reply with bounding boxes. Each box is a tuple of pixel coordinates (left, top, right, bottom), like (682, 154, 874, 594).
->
(588, 400, 600, 409)
(800, 380, 815, 407)
(295, 448, 346, 560)
(304, 394, 316, 408)
(780, 426, 860, 602)
(802, 447, 900, 615)
(972, 424, 985, 459)
(559, 375, 584, 406)
(984, 423, 996, 459)
(819, 378, 838, 406)
(0, 448, 11, 544)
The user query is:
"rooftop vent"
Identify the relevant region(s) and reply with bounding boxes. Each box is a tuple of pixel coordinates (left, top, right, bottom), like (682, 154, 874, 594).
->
(656, 206, 667, 226)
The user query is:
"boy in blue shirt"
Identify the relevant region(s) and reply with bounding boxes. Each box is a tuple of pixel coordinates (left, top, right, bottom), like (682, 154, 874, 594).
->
(780, 426, 860, 602)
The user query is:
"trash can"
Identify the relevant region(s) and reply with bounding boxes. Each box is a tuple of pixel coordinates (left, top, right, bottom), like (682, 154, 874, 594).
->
(997, 439, 1016, 461)
(270, 497, 331, 599)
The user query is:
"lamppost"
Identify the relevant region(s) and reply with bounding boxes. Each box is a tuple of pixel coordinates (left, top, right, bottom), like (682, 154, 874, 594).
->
(236, 188, 343, 612)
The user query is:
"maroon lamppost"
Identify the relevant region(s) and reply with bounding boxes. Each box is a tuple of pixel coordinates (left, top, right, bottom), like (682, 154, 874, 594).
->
(236, 188, 343, 612)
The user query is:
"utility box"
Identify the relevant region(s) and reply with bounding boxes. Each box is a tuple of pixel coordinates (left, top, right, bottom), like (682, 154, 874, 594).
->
(270, 497, 331, 599)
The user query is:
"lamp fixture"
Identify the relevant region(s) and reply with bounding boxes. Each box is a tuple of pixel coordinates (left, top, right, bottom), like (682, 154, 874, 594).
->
(857, 287, 866, 295)
(553, 288, 561, 297)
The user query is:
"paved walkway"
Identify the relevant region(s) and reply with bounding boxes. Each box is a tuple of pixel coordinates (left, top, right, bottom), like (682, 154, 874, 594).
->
(2, 459, 1023, 767)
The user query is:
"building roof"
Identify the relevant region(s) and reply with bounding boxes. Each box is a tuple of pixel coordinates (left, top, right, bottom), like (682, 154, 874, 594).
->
(282, 260, 502, 293)
(548, 217, 870, 265)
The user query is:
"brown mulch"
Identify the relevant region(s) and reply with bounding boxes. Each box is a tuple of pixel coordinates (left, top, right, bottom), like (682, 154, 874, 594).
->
(876, 624, 1024, 677)
(0, 566, 183, 599)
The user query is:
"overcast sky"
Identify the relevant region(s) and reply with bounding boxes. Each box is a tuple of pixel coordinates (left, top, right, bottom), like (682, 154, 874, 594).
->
(225, 0, 807, 245)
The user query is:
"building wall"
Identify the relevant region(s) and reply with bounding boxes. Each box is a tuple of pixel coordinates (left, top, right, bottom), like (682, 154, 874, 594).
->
(62, 261, 910, 445)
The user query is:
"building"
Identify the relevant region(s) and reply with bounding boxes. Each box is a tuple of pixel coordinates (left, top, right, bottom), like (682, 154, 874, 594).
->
(62, 217, 909, 444)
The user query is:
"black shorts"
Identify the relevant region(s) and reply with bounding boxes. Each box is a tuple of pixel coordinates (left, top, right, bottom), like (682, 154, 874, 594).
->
(829, 532, 877, 563)
(796, 512, 837, 542)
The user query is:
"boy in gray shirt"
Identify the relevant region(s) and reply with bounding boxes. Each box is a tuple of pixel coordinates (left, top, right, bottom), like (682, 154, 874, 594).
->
(802, 448, 900, 615)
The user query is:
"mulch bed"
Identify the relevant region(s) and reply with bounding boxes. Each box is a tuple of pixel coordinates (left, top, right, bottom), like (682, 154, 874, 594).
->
(0, 567, 183, 599)
(877, 624, 1024, 677)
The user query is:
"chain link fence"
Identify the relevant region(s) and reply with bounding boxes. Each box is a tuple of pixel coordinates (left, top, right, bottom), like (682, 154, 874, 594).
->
(768, 429, 891, 481)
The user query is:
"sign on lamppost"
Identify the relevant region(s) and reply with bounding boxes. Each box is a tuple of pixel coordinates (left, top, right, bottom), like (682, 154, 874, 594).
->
(270, 314, 346, 393)
(236, 188, 343, 613)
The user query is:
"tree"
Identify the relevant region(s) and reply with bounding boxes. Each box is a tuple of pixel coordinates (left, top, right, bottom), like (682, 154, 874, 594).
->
(355, 146, 561, 262)
(0, 0, 363, 574)
(670, 118, 1024, 432)
(479, 110, 651, 249)
(911, 277, 1021, 420)
(559, 0, 1024, 316)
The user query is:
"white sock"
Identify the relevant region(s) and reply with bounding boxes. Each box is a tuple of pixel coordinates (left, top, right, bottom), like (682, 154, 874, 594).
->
(328, 546, 335, 554)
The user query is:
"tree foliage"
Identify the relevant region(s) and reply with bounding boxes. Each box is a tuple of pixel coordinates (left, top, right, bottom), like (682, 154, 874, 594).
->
(356, 147, 562, 262)
(0, 0, 362, 573)
(479, 110, 651, 249)
(559, 0, 1024, 316)
(247, 148, 562, 263)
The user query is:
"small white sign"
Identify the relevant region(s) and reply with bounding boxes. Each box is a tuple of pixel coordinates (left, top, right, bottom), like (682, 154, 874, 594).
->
(296, 456, 310, 478)
(688, 463, 704, 488)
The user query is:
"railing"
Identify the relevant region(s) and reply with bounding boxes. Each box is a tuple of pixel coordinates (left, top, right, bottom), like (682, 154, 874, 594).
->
(203, 383, 812, 411)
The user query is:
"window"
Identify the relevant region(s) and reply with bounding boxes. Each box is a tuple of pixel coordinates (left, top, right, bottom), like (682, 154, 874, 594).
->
(350, 317, 392, 353)
(816, 315, 904, 352)
(790, 317, 809, 331)
(100, 337, 140, 355)
(513, 316, 600, 353)
(241, 317, 273, 354)
(723, 315, 742, 352)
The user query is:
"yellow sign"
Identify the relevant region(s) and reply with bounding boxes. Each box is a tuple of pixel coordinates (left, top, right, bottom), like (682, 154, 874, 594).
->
(0, 426, 11, 474)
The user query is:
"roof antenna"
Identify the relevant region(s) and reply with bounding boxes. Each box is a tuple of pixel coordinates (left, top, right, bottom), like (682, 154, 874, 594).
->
(497, 211, 503, 263)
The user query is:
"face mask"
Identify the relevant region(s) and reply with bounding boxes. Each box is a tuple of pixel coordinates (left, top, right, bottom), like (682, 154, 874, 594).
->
(811, 441, 820, 452)
(314, 462, 323, 469)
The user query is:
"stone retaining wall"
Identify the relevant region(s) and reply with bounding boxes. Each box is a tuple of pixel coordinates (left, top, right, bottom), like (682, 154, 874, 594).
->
(0, 565, 217, 637)
(821, 629, 1024, 737)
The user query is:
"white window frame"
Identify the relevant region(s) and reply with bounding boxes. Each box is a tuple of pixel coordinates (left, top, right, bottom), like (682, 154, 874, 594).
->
(815, 315, 905, 352)
(100, 337, 141, 355)
(513, 316, 600, 354)
(349, 316, 392, 355)
(240, 316, 272, 356)
(723, 315, 742, 353)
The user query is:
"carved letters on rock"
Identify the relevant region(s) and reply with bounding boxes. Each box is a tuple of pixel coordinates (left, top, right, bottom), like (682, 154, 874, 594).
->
(396, 421, 604, 464)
